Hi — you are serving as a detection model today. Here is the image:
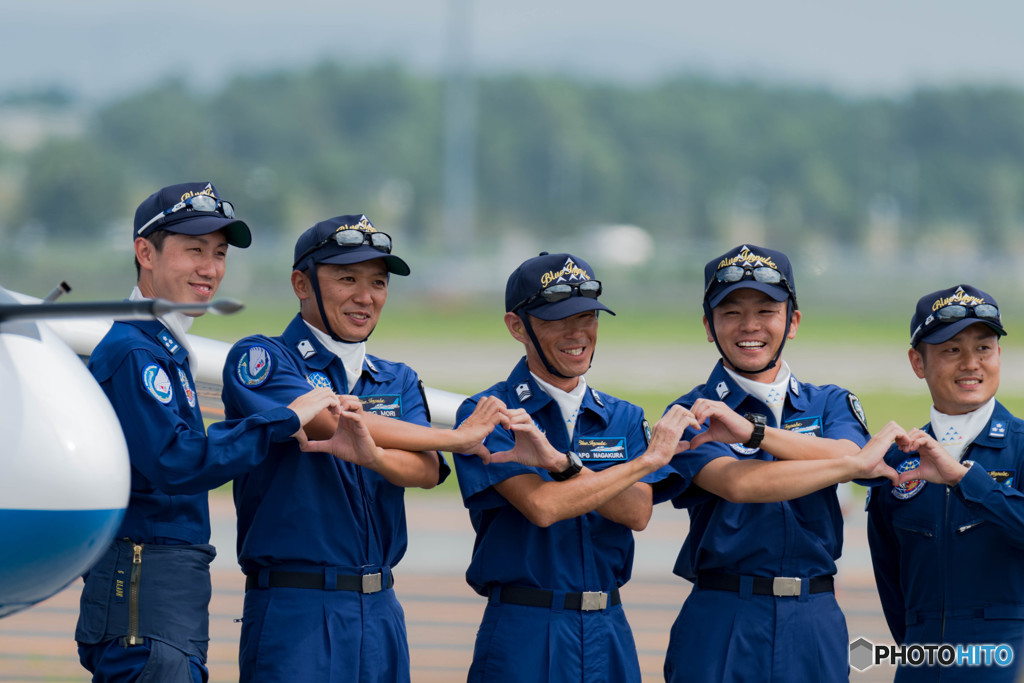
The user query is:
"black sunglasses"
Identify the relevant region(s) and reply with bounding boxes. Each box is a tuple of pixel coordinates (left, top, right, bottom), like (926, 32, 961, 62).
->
(293, 229, 393, 268)
(137, 194, 235, 237)
(705, 264, 795, 301)
(911, 303, 1001, 347)
(513, 280, 602, 312)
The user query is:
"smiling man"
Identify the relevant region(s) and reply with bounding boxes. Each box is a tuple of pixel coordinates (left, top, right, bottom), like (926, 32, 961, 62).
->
(220, 215, 506, 682)
(76, 183, 339, 683)
(451, 252, 697, 683)
(662, 244, 890, 682)
(867, 285, 1024, 682)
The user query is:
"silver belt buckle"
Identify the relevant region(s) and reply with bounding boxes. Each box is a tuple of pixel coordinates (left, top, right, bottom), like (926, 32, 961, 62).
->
(772, 577, 801, 597)
(580, 591, 608, 611)
(361, 572, 383, 594)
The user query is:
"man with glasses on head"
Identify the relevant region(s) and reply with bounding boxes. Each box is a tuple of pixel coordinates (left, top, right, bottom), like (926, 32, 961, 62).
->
(221, 215, 507, 682)
(75, 182, 340, 683)
(867, 285, 1024, 682)
(451, 251, 698, 683)
(662, 244, 904, 682)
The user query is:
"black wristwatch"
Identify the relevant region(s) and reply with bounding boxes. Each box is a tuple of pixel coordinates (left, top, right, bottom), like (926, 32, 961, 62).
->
(742, 413, 767, 449)
(550, 451, 583, 481)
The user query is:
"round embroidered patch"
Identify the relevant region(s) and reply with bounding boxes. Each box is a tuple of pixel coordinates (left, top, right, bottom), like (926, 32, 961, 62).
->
(891, 457, 926, 500)
(237, 345, 273, 387)
(306, 371, 333, 390)
(142, 364, 173, 404)
(730, 442, 761, 456)
(177, 367, 196, 407)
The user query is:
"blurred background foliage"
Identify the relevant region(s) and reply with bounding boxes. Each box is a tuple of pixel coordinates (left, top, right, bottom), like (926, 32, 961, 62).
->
(2, 61, 1024, 328)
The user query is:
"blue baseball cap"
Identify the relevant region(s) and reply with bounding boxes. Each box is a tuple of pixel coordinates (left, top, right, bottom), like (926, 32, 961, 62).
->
(910, 284, 1006, 347)
(292, 214, 410, 276)
(505, 252, 614, 321)
(703, 244, 798, 309)
(133, 182, 251, 248)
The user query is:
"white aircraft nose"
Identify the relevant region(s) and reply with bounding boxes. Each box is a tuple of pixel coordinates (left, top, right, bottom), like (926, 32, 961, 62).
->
(0, 319, 129, 617)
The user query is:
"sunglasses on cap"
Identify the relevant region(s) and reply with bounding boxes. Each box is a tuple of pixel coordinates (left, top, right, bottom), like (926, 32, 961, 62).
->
(911, 303, 1002, 347)
(137, 194, 236, 237)
(512, 280, 603, 312)
(293, 229, 394, 268)
(706, 264, 794, 299)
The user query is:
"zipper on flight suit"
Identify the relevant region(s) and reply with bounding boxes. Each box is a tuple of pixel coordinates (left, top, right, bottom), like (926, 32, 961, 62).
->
(122, 543, 144, 646)
(940, 444, 976, 641)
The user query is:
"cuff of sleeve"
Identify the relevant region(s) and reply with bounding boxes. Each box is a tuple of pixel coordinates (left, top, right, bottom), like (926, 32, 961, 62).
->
(955, 461, 993, 503)
(266, 405, 302, 442)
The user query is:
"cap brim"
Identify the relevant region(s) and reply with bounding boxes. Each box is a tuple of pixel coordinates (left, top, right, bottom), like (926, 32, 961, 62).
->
(315, 244, 411, 276)
(526, 297, 615, 321)
(160, 214, 252, 248)
(708, 281, 789, 308)
(918, 319, 1006, 346)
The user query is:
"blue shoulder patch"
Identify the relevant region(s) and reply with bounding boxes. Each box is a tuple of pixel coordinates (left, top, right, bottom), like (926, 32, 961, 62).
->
(237, 345, 273, 387)
(142, 363, 173, 404)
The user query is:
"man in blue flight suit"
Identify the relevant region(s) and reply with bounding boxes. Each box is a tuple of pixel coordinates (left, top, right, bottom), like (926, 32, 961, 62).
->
(221, 214, 505, 683)
(76, 182, 338, 683)
(663, 244, 899, 682)
(452, 252, 697, 683)
(867, 284, 1024, 682)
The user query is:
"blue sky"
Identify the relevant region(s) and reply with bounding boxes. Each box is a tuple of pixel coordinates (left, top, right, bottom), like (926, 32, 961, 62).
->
(2, 0, 1022, 101)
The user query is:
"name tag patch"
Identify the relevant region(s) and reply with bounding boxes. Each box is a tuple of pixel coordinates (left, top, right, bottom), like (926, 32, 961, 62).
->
(362, 394, 402, 418)
(577, 437, 626, 461)
(988, 469, 1015, 487)
(783, 416, 821, 437)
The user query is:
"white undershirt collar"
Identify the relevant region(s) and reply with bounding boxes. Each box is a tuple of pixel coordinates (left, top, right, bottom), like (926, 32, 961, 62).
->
(724, 360, 792, 427)
(304, 320, 365, 394)
(531, 373, 587, 441)
(930, 397, 996, 462)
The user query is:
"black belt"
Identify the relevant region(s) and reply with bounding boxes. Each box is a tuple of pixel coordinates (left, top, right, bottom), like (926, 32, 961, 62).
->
(489, 585, 621, 611)
(245, 569, 394, 594)
(697, 572, 834, 597)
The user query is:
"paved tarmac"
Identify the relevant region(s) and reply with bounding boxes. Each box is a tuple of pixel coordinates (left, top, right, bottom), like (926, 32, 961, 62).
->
(1, 490, 903, 682)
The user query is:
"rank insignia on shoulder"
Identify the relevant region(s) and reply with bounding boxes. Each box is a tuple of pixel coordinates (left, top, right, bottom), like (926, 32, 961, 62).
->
(297, 339, 316, 360)
(789, 375, 800, 396)
(847, 393, 869, 432)
(177, 367, 196, 407)
(237, 345, 273, 387)
(142, 364, 173, 404)
(989, 421, 1007, 439)
(590, 388, 604, 407)
(515, 382, 533, 403)
(157, 330, 180, 355)
(891, 457, 926, 500)
(306, 371, 333, 390)
(715, 381, 730, 400)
